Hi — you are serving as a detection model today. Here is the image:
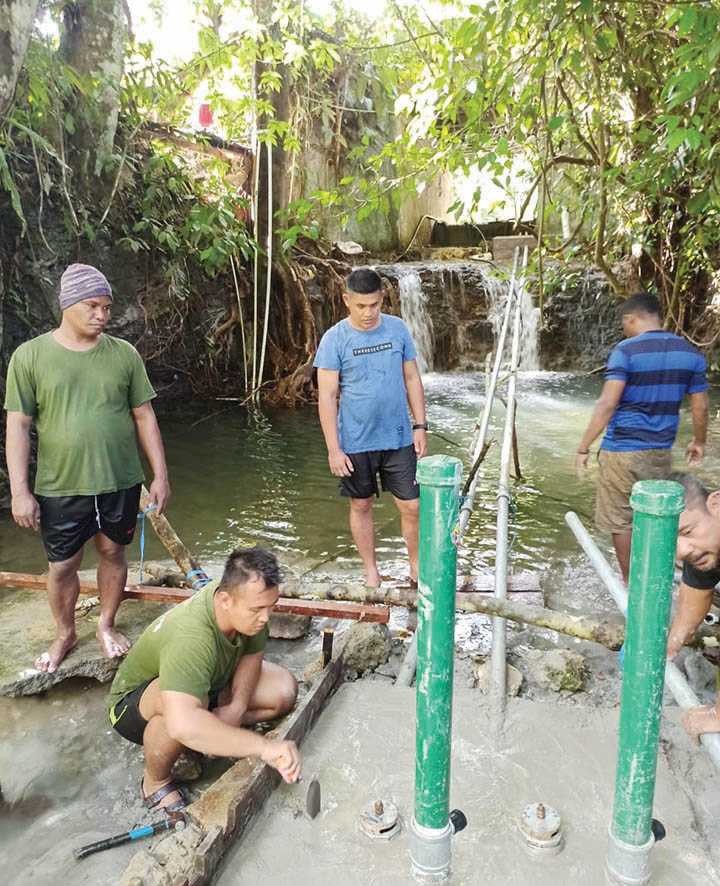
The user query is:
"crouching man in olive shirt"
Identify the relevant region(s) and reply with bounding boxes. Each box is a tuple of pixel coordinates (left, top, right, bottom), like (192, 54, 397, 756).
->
(108, 547, 299, 812)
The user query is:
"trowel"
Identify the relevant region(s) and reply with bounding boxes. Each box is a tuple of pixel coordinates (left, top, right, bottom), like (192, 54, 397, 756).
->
(304, 774, 321, 820)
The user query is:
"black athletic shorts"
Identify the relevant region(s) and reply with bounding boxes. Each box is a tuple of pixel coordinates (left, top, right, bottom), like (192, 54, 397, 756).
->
(340, 444, 419, 500)
(36, 483, 142, 563)
(110, 679, 220, 745)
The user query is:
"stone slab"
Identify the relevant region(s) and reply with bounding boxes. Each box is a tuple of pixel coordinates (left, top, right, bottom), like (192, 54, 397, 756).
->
(492, 234, 538, 262)
(216, 683, 718, 886)
(0, 587, 170, 696)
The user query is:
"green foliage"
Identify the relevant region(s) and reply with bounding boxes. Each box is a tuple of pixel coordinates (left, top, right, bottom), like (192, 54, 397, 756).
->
(120, 145, 253, 276)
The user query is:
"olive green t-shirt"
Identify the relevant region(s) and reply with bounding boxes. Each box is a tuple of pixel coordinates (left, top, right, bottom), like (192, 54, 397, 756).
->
(107, 580, 269, 718)
(3, 332, 156, 496)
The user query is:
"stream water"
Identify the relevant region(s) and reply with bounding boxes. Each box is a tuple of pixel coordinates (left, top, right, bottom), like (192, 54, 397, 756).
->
(2, 371, 720, 883)
(3, 371, 718, 585)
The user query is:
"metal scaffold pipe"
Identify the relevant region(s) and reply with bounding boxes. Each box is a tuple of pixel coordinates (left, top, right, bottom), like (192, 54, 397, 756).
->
(490, 249, 526, 713)
(409, 455, 464, 880)
(604, 481, 684, 885)
(565, 509, 720, 772)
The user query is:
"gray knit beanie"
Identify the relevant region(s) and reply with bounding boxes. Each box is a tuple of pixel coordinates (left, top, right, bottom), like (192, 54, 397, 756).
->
(59, 263, 113, 311)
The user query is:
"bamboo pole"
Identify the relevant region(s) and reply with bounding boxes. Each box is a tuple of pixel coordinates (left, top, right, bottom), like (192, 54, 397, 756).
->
(279, 583, 625, 650)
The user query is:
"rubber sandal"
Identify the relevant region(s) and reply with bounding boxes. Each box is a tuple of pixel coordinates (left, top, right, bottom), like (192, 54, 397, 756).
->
(142, 779, 187, 813)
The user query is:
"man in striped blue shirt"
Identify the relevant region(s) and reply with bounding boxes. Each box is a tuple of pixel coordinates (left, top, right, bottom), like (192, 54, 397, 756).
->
(576, 292, 708, 582)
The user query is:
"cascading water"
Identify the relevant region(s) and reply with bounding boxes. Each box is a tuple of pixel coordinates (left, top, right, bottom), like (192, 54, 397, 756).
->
(396, 270, 435, 373)
(487, 275, 540, 371)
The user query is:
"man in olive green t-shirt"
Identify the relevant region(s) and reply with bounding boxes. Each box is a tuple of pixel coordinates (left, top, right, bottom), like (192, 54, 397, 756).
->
(4, 263, 170, 674)
(108, 547, 300, 812)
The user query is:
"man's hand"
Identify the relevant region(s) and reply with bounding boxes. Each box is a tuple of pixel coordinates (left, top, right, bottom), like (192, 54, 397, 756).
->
(328, 448, 354, 478)
(686, 440, 705, 467)
(261, 738, 302, 783)
(575, 451, 590, 478)
(666, 628, 687, 660)
(147, 476, 171, 515)
(11, 490, 40, 530)
(413, 428, 427, 458)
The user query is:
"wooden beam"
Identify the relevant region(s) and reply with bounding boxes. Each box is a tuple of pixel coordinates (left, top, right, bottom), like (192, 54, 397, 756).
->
(0, 572, 389, 623)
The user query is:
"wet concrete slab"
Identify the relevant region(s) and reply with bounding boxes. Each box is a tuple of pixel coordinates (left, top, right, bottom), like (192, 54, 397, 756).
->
(216, 683, 718, 886)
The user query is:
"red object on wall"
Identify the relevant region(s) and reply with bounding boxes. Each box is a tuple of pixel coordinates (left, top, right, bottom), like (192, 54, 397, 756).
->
(198, 103, 213, 128)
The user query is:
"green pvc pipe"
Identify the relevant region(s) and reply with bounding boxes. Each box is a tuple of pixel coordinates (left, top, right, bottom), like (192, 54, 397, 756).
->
(415, 455, 462, 830)
(611, 480, 684, 846)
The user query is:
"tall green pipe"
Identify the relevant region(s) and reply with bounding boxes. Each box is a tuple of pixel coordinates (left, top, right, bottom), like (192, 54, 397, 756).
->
(414, 455, 462, 830)
(608, 480, 684, 883)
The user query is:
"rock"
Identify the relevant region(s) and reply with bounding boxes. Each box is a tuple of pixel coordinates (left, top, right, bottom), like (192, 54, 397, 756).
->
(268, 613, 311, 640)
(335, 240, 364, 255)
(525, 649, 588, 693)
(683, 649, 717, 700)
(303, 657, 324, 685)
(0, 589, 171, 697)
(340, 623, 391, 675)
(171, 750, 203, 782)
(474, 661, 523, 697)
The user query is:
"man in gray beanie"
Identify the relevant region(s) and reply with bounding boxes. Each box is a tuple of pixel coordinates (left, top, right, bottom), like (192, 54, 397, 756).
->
(4, 263, 171, 673)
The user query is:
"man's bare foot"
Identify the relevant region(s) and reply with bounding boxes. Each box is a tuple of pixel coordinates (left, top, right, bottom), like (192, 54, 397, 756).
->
(365, 568, 382, 590)
(35, 633, 77, 673)
(96, 625, 130, 659)
(681, 704, 720, 744)
(141, 775, 186, 811)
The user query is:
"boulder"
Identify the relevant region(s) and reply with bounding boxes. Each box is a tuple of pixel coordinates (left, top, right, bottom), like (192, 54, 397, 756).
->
(341, 623, 391, 675)
(474, 661, 523, 697)
(525, 649, 588, 693)
(268, 613, 311, 640)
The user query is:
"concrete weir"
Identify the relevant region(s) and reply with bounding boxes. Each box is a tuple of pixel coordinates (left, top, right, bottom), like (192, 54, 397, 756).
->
(214, 683, 715, 886)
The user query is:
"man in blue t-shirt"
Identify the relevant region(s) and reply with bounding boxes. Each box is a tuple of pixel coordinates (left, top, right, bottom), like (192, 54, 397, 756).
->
(576, 292, 708, 582)
(314, 267, 427, 588)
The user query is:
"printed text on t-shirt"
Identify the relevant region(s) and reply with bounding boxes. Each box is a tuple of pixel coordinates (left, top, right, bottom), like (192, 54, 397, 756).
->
(352, 342, 393, 356)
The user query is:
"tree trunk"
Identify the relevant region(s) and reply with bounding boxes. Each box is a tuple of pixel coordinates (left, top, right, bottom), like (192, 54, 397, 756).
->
(0, 0, 40, 115)
(60, 0, 129, 182)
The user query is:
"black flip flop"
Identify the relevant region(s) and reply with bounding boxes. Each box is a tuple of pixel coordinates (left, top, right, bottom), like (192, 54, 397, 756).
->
(141, 779, 187, 814)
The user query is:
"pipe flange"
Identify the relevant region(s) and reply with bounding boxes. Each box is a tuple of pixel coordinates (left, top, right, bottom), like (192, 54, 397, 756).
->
(360, 799, 402, 841)
(519, 802, 564, 855)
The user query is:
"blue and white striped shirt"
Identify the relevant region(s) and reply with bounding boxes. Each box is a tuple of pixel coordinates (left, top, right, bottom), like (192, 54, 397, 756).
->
(601, 330, 708, 452)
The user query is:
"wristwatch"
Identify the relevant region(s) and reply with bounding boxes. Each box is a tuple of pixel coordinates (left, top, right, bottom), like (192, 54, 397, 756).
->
(413, 422, 429, 431)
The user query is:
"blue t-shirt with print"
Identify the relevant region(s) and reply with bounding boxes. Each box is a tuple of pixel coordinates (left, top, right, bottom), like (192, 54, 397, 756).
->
(313, 314, 418, 454)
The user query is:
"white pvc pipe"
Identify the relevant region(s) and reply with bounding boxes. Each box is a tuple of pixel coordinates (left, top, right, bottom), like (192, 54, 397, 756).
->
(565, 510, 720, 771)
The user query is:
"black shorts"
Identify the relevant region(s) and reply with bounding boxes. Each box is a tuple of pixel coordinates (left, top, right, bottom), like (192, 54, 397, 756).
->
(340, 445, 419, 500)
(36, 484, 142, 563)
(110, 679, 219, 745)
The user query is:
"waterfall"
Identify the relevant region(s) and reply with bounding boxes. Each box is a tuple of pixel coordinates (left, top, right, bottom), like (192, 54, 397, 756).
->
(487, 275, 540, 371)
(396, 270, 435, 373)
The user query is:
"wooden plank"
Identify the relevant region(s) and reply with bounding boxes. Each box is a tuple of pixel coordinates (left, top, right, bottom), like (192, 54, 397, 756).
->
(275, 598, 388, 623)
(0, 572, 389, 622)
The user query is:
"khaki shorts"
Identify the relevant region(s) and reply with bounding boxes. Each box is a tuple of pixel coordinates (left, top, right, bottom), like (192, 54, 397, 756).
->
(595, 449, 673, 534)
